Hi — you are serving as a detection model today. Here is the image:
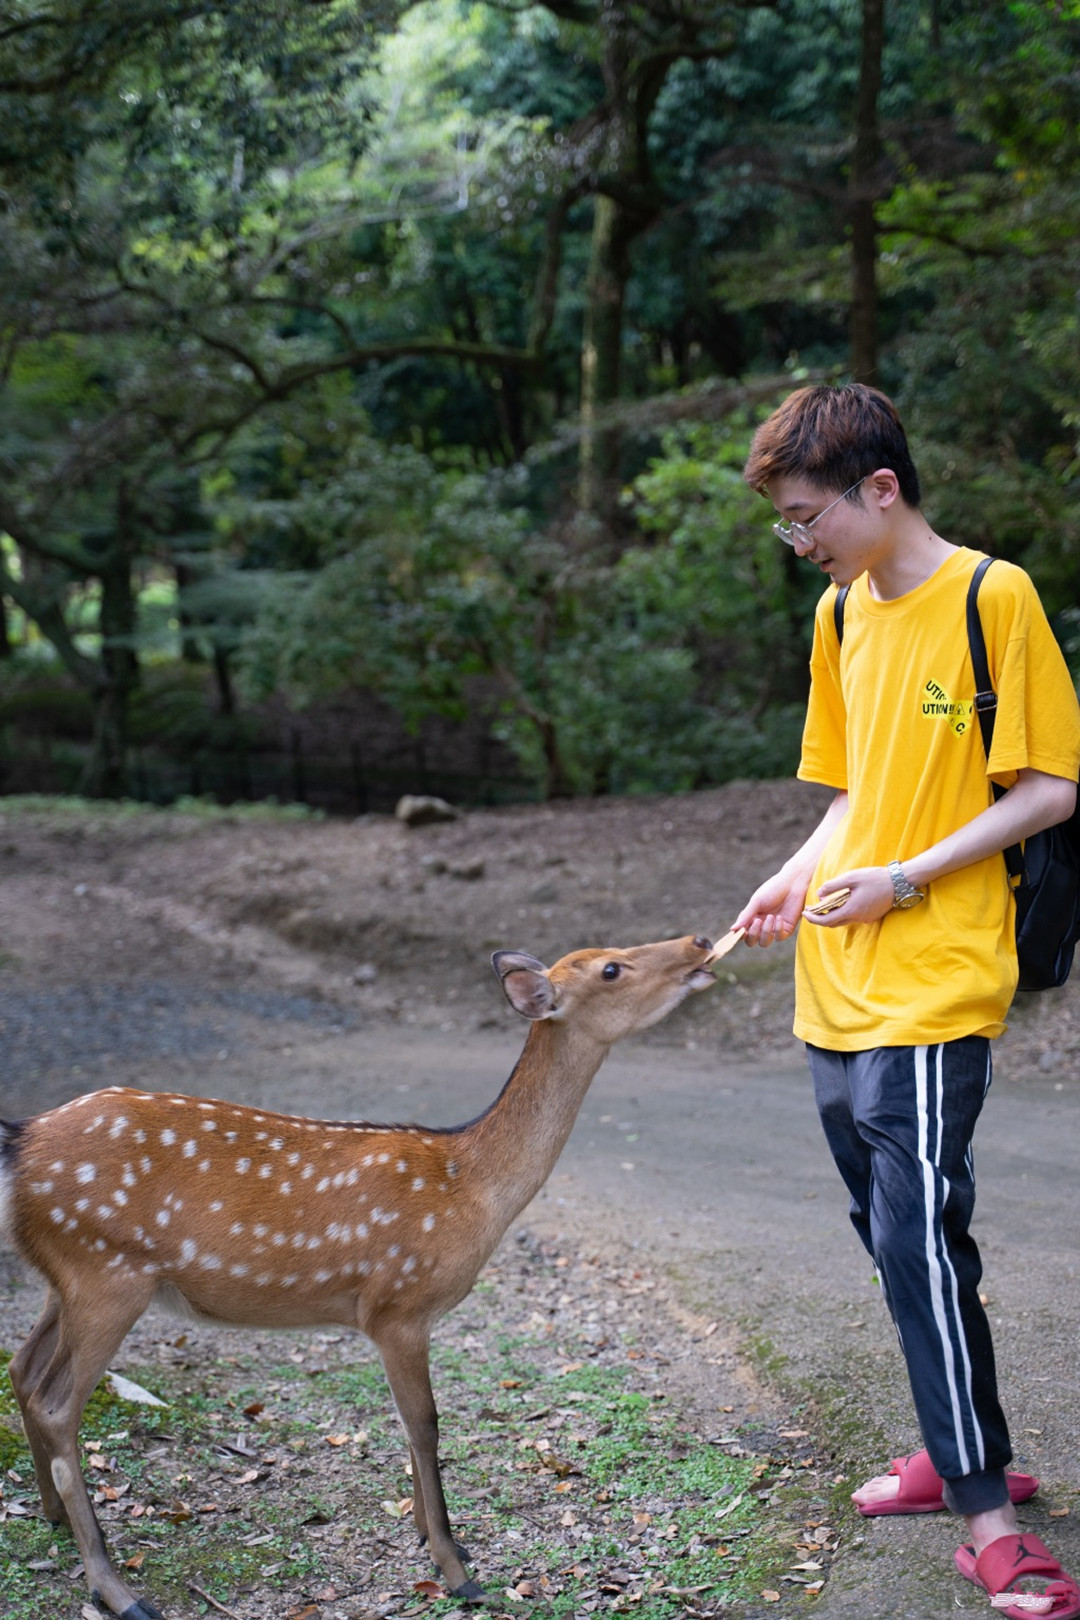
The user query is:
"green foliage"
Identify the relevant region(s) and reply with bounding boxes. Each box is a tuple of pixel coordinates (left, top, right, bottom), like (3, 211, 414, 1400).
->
(2, 0, 1079, 802)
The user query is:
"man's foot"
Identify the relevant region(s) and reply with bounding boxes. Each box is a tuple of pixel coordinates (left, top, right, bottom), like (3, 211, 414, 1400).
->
(852, 1451, 1038, 1518)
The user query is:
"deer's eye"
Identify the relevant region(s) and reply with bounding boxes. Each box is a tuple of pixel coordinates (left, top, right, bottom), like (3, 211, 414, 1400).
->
(601, 962, 621, 981)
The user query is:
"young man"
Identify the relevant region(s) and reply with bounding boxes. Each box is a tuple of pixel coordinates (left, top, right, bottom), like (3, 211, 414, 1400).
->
(734, 384, 1080, 1620)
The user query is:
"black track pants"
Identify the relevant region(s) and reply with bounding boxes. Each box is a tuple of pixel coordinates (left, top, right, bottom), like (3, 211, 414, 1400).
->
(806, 1038, 1012, 1515)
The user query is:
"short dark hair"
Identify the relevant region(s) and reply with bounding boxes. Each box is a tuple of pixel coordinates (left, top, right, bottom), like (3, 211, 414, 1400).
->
(743, 383, 922, 508)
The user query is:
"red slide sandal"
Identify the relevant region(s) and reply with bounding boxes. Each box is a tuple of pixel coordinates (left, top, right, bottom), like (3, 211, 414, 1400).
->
(856, 1449, 1039, 1517)
(955, 1534, 1080, 1619)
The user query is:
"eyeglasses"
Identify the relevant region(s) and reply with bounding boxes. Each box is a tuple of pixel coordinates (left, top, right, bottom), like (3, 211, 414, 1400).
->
(773, 477, 867, 547)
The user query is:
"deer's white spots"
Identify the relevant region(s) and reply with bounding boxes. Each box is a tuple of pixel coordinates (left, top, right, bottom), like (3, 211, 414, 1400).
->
(108, 1116, 129, 1139)
(112, 1189, 127, 1206)
(198, 1159, 211, 1172)
(122, 1166, 136, 1189)
(156, 1209, 170, 1228)
(355, 1222, 369, 1239)
(314, 1269, 333, 1283)
(180, 1238, 198, 1265)
(412, 1177, 425, 1192)
(161, 1129, 176, 1147)
(50, 1207, 65, 1224)
(287, 1152, 301, 1167)
(183, 1140, 197, 1158)
(96, 1204, 114, 1220)
(231, 1222, 245, 1237)
(387, 1243, 400, 1258)
(422, 1214, 436, 1233)
(255, 1274, 271, 1287)
(75, 1164, 96, 1185)
(201, 1119, 217, 1131)
(198, 1102, 215, 1112)
(396, 1161, 408, 1174)
(74, 1197, 89, 1212)
(377, 1152, 390, 1165)
(291, 1233, 307, 1249)
(229, 1264, 249, 1278)
(133, 1129, 147, 1144)
(258, 1165, 272, 1179)
(30, 1180, 54, 1196)
(224, 1131, 238, 1144)
(49, 1160, 65, 1173)
(272, 1233, 286, 1246)
(236, 1158, 251, 1175)
(280, 1180, 292, 1195)
(142, 1262, 159, 1275)
(199, 1254, 222, 1270)
(281, 1274, 298, 1287)
(140, 1158, 153, 1174)
(316, 1177, 330, 1193)
(446, 1161, 460, 1179)
(302, 1165, 315, 1180)
(269, 1138, 283, 1152)
(402, 1255, 417, 1274)
(209, 1200, 223, 1213)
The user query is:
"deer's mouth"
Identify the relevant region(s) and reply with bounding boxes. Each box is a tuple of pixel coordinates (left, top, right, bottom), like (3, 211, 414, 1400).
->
(684, 965, 716, 992)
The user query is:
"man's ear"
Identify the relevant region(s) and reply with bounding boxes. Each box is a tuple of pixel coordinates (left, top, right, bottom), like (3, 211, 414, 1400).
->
(867, 467, 901, 509)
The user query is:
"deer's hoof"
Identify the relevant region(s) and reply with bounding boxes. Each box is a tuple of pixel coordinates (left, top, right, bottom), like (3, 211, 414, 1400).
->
(120, 1598, 165, 1620)
(449, 1576, 489, 1604)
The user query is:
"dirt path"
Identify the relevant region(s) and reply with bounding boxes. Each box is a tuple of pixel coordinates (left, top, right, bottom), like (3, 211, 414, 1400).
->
(2, 789, 1079, 1620)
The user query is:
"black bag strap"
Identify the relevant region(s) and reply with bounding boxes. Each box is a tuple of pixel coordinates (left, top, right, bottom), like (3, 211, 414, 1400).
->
(966, 557, 1026, 885)
(833, 583, 850, 647)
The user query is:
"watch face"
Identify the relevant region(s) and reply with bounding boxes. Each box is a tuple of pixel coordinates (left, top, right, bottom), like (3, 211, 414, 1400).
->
(896, 891, 924, 908)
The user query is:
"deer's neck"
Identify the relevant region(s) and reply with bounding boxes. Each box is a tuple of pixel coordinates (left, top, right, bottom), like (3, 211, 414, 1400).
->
(462, 1020, 608, 1229)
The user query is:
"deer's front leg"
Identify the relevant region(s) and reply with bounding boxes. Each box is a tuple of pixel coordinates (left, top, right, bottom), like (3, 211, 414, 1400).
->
(378, 1325, 484, 1601)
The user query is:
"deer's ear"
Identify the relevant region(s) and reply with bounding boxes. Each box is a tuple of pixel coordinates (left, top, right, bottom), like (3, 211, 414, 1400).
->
(492, 952, 558, 1020)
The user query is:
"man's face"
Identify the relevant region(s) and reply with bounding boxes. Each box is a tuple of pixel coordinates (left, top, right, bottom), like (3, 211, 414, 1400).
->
(767, 475, 884, 588)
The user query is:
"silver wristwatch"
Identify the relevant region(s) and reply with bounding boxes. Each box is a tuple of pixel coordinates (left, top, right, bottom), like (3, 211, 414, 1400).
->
(887, 859, 925, 909)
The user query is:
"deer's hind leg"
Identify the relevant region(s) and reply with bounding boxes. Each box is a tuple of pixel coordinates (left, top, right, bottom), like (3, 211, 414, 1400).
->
(8, 1287, 69, 1523)
(12, 1272, 162, 1620)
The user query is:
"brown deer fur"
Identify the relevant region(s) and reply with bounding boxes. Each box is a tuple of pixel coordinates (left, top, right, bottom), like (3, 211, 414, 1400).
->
(0, 934, 715, 1620)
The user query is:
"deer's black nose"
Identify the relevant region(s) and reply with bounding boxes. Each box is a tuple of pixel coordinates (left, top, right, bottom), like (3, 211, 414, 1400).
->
(692, 935, 712, 952)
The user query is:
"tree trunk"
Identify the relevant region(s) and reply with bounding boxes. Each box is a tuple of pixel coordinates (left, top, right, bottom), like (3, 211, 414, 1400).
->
(80, 498, 140, 798)
(579, 194, 632, 524)
(850, 0, 885, 384)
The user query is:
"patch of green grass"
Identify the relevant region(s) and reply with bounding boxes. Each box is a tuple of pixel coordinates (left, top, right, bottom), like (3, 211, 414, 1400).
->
(1, 1323, 799, 1619)
(0, 793, 322, 822)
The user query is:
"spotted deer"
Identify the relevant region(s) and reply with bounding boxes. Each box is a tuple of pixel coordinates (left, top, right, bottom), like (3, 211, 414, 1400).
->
(0, 934, 716, 1619)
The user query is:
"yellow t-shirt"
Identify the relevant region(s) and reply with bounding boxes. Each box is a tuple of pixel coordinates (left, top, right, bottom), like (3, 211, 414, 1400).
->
(795, 547, 1080, 1049)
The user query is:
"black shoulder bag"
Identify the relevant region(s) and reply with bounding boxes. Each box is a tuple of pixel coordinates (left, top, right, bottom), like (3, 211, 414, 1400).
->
(834, 563, 1080, 991)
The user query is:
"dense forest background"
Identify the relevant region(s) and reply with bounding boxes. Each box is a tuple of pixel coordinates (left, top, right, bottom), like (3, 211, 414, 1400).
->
(1, 0, 1077, 807)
